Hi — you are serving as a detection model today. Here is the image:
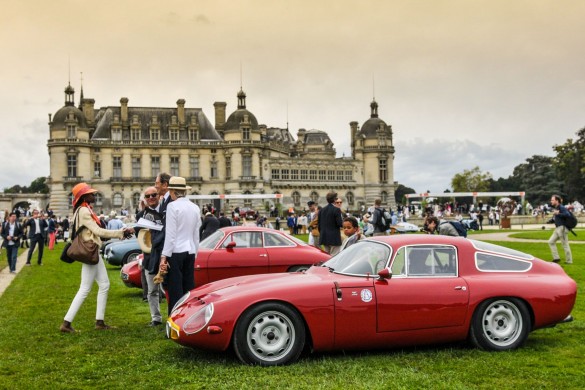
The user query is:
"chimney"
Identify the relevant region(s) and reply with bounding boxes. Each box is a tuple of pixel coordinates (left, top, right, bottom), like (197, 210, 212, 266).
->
(120, 97, 129, 123)
(350, 121, 358, 140)
(213, 101, 227, 130)
(177, 99, 186, 124)
(83, 98, 96, 124)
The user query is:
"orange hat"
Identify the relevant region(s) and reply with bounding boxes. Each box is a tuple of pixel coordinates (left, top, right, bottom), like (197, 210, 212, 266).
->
(71, 183, 98, 207)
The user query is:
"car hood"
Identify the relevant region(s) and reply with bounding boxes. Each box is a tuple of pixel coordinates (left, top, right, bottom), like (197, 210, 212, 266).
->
(187, 266, 375, 304)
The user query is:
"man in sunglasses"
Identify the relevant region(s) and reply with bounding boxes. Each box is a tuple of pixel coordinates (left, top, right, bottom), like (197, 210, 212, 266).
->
(134, 186, 164, 326)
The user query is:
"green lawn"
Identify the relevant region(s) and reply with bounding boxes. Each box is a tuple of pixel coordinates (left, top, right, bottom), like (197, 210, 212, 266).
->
(0, 238, 583, 389)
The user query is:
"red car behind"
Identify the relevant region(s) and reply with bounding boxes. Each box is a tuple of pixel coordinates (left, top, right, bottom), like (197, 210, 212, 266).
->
(121, 226, 329, 289)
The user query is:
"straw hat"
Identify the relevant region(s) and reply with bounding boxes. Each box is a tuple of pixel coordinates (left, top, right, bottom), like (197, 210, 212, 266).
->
(167, 176, 191, 190)
(71, 183, 98, 207)
(137, 229, 152, 254)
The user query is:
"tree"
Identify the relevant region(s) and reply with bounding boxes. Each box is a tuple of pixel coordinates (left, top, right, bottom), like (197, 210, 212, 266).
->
(511, 155, 562, 205)
(553, 127, 585, 202)
(3, 177, 49, 194)
(395, 184, 416, 205)
(451, 166, 492, 192)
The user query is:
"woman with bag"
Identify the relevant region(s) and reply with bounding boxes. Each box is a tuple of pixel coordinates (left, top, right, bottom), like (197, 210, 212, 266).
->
(60, 183, 132, 333)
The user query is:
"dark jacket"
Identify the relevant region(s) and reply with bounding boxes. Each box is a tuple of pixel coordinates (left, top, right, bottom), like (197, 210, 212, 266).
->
(1, 221, 24, 247)
(200, 215, 220, 240)
(218, 216, 231, 228)
(553, 204, 572, 227)
(149, 194, 173, 274)
(317, 203, 343, 246)
(136, 207, 163, 273)
(26, 217, 48, 238)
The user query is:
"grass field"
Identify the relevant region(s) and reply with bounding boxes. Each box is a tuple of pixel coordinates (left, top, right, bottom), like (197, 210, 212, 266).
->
(0, 235, 583, 389)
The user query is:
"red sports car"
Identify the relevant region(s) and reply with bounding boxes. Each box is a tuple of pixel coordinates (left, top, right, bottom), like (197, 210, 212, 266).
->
(166, 235, 576, 366)
(120, 226, 329, 288)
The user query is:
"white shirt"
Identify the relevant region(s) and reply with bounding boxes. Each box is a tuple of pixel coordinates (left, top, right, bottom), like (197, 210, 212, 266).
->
(162, 197, 202, 257)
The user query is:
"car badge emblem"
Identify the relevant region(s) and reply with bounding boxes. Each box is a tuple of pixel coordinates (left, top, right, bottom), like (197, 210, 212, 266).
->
(360, 289, 373, 303)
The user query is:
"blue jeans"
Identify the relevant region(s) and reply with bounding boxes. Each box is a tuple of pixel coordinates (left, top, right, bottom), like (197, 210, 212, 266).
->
(6, 245, 18, 272)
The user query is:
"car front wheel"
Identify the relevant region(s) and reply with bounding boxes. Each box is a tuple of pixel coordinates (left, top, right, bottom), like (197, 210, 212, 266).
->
(469, 298, 531, 351)
(233, 302, 305, 366)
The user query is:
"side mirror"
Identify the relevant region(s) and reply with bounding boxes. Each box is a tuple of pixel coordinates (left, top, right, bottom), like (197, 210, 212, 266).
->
(377, 268, 392, 280)
(226, 241, 237, 249)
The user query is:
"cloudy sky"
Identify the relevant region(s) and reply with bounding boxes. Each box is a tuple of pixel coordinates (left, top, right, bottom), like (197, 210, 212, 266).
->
(1, 0, 584, 194)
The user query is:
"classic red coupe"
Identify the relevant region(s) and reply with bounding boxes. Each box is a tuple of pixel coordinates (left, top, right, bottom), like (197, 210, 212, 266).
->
(166, 235, 576, 366)
(121, 226, 330, 288)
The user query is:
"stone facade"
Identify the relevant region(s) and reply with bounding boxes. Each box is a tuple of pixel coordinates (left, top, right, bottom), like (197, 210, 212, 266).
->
(47, 83, 397, 217)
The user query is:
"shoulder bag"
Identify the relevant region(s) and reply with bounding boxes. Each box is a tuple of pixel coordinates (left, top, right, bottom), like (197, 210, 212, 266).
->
(60, 208, 99, 265)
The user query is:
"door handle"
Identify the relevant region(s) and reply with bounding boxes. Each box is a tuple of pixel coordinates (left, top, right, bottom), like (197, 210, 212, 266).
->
(454, 286, 467, 291)
(259, 254, 267, 257)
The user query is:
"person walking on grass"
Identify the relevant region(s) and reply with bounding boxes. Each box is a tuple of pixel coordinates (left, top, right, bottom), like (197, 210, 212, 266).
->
(60, 183, 133, 333)
(548, 194, 573, 264)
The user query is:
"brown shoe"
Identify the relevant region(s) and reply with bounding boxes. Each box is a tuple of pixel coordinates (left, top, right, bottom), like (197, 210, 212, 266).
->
(60, 321, 76, 333)
(95, 320, 117, 330)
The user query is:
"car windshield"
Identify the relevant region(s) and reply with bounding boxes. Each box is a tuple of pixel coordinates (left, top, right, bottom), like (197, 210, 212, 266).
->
(322, 241, 391, 275)
(199, 230, 225, 249)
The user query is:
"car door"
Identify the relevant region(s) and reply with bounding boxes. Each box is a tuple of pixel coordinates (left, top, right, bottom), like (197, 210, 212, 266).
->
(205, 231, 269, 282)
(262, 231, 298, 272)
(375, 245, 469, 332)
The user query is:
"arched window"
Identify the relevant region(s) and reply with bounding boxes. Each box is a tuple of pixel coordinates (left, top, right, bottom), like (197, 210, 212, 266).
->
(132, 192, 141, 209)
(381, 191, 388, 205)
(310, 191, 319, 204)
(292, 191, 301, 207)
(346, 192, 355, 206)
(243, 191, 252, 208)
(95, 193, 103, 207)
(113, 193, 123, 208)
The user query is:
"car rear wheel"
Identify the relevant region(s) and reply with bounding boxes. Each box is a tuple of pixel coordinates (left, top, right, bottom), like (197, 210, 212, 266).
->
(469, 298, 531, 351)
(233, 302, 305, 366)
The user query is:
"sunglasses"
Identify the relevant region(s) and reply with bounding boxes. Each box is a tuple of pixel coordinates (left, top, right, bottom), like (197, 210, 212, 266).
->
(334, 201, 342, 205)
(144, 193, 158, 199)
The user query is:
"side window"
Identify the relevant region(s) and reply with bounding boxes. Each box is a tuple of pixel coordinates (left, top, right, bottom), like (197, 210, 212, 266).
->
(391, 247, 406, 276)
(407, 248, 432, 275)
(223, 232, 263, 248)
(406, 245, 457, 277)
(264, 233, 294, 247)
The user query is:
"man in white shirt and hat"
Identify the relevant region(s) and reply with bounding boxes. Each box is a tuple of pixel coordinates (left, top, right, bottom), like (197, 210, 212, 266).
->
(159, 177, 201, 315)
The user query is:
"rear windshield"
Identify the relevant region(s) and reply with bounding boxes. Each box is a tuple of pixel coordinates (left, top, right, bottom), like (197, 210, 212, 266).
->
(469, 239, 533, 260)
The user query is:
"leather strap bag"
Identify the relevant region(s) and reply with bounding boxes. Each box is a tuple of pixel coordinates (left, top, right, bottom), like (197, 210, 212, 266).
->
(66, 208, 99, 265)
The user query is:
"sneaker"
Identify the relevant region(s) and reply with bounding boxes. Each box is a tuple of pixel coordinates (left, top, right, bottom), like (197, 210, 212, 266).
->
(565, 261, 573, 264)
(552, 259, 560, 263)
(25, 263, 31, 266)
(10, 271, 16, 274)
(148, 321, 163, 327)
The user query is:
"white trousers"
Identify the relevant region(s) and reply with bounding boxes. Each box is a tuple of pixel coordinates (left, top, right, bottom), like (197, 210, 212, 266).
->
(548, 225, 573, 263)
(64, 257, 110, 323)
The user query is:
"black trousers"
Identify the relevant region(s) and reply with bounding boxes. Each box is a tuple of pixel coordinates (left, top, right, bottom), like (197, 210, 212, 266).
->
(26, 234, 44, 264)
(166, 252, 195, 315)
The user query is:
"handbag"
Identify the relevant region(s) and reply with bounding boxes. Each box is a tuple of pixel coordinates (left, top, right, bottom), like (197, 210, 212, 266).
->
(67, 233, 99, 265)
(63, 208, 100, 265)
(60, 242, 75, 263)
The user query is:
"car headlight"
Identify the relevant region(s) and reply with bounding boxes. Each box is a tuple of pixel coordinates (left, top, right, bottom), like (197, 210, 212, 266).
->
(183, 303, 214, 335)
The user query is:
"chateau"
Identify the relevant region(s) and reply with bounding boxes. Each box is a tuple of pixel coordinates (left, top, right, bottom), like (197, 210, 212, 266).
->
(47, 83, 397, 217)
